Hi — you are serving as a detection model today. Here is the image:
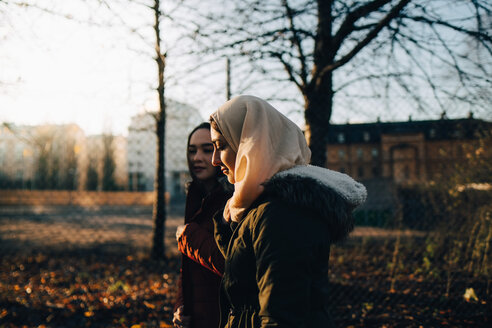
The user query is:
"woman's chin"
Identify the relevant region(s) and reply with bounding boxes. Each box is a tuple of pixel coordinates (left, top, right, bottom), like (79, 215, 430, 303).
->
(226, 175, 235, 184)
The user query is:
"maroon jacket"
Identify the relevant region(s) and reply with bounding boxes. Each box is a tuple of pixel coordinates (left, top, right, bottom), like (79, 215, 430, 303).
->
(175, 180, 231, 328)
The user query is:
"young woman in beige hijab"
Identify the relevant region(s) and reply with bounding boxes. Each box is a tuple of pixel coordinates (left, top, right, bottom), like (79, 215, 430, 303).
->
(210, 95, 367, 328)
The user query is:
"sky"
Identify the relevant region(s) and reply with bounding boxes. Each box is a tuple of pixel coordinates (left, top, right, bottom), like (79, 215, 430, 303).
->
(1, 5, 131, 135)
(1, 1, 490, 137)
(1, 17, 139, 135)
(0, 1, 228, 136)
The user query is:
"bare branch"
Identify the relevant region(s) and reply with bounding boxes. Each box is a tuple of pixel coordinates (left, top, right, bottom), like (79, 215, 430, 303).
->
(331, 0, 393, 52)
(403, 14, 492, 44)
(282, 0, 309, 87)
(272, 52, 304, 91)
(334, 72, 414, 93)
(315, 0, 411, 85)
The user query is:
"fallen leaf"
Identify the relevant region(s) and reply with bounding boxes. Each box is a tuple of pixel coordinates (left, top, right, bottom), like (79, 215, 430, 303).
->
(160, 323, 173, 328)
(463, 288, 478, 302)
(0, 310, 7, 318)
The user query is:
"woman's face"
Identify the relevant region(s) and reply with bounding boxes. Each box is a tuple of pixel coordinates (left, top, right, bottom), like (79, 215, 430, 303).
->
(211, 127, 237, 184)
(188, 128, 216, 182)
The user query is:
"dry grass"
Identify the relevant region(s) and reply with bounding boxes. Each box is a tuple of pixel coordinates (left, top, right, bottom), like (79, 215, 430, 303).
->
(0, 205, 182, 256)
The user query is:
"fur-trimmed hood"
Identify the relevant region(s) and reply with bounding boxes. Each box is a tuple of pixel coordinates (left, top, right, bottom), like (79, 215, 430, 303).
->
(262, 165, 367, 242)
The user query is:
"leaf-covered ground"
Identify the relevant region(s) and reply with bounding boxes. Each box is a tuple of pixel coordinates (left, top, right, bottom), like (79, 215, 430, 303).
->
(328, 240, 491, 327)
(1, 245, 490, 327)
(0, 250, 179, 327)
(0, 207, 490, 327)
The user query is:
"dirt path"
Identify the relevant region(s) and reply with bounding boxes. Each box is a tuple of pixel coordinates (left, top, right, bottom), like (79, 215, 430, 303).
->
(0, 206, 183, 255)
(1, 205, 425, 256)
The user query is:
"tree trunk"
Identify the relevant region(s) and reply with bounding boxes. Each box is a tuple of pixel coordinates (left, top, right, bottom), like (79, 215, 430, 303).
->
(304, 72, 333, 167)
(152, 110, 166, 259)
(151, 0, 167, 260)
(305, 0, 334, 167)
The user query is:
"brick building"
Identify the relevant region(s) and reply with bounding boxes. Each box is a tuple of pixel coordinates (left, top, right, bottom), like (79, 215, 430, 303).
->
(326, 113, 492, 184)
(326, 114, 492, 214)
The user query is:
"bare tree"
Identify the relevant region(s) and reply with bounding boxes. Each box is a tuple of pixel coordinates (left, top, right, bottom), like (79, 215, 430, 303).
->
(99, 0, 178, 259)
(190, 0, 492, 166)
(86, 156, 99, 191)
(102, 134, 118, 191)
(150, 0, 168, 260)
(2, 123, 80, 190)
(100, 0, 170, 259)
(2, 0, 175, 258)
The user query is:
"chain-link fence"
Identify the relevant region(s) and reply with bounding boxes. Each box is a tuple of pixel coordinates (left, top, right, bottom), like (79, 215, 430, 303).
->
(0, 101, 201, 327)
(1, 106, 491, 327)
(322, 117, 492, 327)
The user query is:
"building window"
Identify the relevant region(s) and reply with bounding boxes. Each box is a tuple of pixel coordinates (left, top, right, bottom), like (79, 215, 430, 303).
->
(356, 148, 363, 160)
(372, 166, 380, 177)
(363, 132, 370, 142)
(337, 133, 345, 143)
(357, 166, 364, 178)
(128, 173, 133, 190)
(429, 128, 436, 138)
(371, 148, 379, 158)
(338, 149, 346, 160)
(403, 165, 410, 179)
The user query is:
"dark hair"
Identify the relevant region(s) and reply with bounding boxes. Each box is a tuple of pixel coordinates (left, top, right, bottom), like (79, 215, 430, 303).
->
(186, 122, 222, 182)
(187, 122, 211, 147)
(209, 116, 222, 135)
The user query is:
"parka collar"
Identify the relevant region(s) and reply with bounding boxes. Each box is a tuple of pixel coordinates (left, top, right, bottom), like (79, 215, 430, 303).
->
(262, 165, 367, 242)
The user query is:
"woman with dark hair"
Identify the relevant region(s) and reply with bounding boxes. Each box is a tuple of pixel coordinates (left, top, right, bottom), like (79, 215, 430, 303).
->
(173, 122, 232, 328)
(210, 96, 367, 328)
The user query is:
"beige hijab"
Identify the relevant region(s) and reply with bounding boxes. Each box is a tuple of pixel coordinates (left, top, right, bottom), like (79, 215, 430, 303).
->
(211, 95, 311, 222)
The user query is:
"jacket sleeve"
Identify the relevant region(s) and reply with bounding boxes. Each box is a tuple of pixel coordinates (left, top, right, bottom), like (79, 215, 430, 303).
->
(174, 267, 184, 312)
(178, 222, 225, 276)
(252, 205, 316, 328)
(213, 211, 233, 258)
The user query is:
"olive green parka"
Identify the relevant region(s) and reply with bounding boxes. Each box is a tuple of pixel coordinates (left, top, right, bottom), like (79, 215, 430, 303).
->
(214, 165, 367, 328)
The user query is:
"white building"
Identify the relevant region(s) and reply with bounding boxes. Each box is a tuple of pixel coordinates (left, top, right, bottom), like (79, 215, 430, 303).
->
(127, 99, 204, 198)
(0, 123, 86, 190)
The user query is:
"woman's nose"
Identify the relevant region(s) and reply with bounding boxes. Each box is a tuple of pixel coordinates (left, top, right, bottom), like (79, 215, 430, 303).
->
(212, 149, 221, 166)
(193, 151, 202, 162)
